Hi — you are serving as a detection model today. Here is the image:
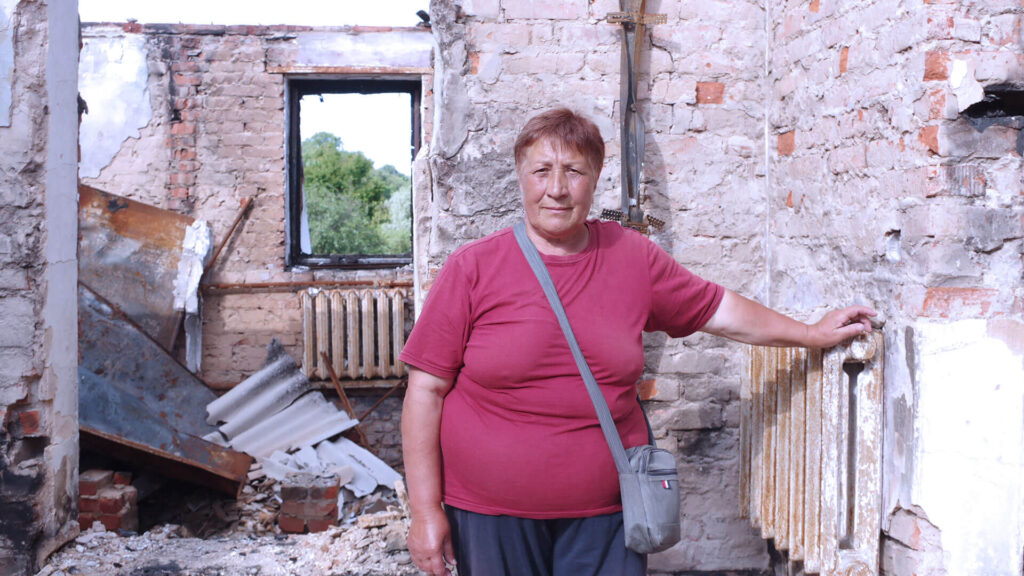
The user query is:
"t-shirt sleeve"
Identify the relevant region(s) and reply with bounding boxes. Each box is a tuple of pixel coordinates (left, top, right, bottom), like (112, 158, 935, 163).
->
(643, 238, 724, 338)
(398, 253, 473, 381)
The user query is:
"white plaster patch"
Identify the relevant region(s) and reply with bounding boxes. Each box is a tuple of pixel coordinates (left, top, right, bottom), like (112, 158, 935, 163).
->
(78, 33, 153, 178)
(288, 31, 432, 70)
(0, 0, 17, 127)
(913, 320, 1024, 576)
(172, 220, 211, 315)
(949, 58, 984, 113)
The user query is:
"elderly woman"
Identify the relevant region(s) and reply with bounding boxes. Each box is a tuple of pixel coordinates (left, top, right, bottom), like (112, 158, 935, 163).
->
(400, 108, 875, 576)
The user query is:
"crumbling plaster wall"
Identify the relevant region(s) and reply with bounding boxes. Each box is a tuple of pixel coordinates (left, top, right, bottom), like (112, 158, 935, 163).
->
(79, 23, 433, 392)
(426, 0, 771, 571)
(0, 0, 79, 574)
(767, 0, 1024, 574)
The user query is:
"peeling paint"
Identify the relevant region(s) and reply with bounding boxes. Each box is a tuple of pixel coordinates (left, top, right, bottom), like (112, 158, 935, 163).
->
(172, 219, 211, 315)
(79, 33, 153, 178)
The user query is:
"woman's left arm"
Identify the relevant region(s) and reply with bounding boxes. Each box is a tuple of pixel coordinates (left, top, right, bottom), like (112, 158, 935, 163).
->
(700, 289, 876, 348)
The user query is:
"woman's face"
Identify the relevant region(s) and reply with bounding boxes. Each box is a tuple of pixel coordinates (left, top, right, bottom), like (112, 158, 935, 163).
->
(517, 138, 599, 252)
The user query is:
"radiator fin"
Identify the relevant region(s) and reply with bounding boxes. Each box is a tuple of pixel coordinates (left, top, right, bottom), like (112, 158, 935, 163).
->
(300, 288, 408, 380)
(742, 332, 882, 576)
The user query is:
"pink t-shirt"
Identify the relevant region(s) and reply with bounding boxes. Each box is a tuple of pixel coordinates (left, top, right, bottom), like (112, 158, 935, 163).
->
(400, 220, 723, 519)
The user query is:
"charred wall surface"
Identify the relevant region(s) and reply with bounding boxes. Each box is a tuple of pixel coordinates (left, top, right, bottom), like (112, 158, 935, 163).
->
(0, 0, 80, 574)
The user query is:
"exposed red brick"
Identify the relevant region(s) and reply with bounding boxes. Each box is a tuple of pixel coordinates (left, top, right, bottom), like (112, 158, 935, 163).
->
(170, 173, 196, 186)
(280, 485, 309, 501)
(469, 52, 480, 75)
(778, 130, 795, 156)
(924, 51, 949, 81)
(122, 22, 143, 34)
(79, 497, 100, 513)
(919, 126, 940, 155)
(928, 89, 947, 120)
(306, 518, 334, 533)
(18, 410, 39, 436)
(172, 73, 201, 86)
(98, 514, 123, 532)
(809, 0, 820, 12)
(637, 379, 658, 402)
(278, 514, 306, 534)
(113, 472, 132, 486)
(922, 287, 999, 318)
(173, 148, 197, 161)
(839, 46, 849, 74)
(171, 61, 199, 73)
(322, 484, 340, 501)
(696, 82, 725, 105)
(80, 470, 114, 496)
(170, 122, 195, 136)
(785, 191, 794, 208)
(170, 187, 191, 199)
(99, 488, 127, 514)
(280, 499, 337, 519)
(79, 513, 97, 531)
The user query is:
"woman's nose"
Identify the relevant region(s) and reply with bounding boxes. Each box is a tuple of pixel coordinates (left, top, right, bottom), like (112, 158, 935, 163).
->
(548, 169, 569, 197)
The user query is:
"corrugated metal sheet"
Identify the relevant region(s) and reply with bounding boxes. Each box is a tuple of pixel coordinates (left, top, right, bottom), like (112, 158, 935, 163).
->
(207, 340, 401, 494)
(206, 340, 357, 458)
(79, 285, 251, 495)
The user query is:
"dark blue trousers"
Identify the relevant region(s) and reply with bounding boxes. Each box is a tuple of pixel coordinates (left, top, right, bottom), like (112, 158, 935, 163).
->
(445, 505, 647, 576)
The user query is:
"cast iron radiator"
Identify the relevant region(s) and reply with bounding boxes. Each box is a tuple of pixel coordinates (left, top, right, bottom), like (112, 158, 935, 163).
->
(741, 332, 883, 576)
(300, 288, 408, 380)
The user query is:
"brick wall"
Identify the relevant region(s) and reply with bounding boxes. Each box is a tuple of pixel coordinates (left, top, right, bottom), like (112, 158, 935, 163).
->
(426, 0, 770, 570)
(79, 23, 433, 389)
(0, 0, 80, 573)
(767, 0, 1023, 573)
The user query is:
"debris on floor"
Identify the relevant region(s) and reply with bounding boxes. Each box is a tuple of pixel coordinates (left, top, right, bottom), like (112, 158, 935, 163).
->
(42, 462, 416, 575)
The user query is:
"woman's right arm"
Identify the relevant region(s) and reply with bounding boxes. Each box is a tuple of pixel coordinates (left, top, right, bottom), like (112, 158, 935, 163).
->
(402, 367, 457, 575)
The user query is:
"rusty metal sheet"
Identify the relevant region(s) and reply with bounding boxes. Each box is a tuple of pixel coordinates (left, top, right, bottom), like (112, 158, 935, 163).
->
(79, 285, 251, 495)
(78, 184, 194, 349)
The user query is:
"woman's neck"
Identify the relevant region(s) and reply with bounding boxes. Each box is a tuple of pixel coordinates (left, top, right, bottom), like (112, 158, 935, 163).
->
(525, 221, 590, 256)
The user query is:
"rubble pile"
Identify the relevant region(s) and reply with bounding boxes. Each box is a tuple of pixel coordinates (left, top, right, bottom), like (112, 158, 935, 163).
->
(39, 470, 416, 575)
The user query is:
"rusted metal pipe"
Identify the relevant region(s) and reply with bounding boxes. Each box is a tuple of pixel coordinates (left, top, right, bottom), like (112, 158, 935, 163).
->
(357, 378, 406, 422)
(320, 351, 370, 446)
(202, 279, 413, 294)
(204, 197, 254, 276)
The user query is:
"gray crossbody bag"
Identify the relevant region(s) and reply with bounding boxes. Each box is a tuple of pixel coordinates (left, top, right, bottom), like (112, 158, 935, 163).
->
(513, 221, 681, 554)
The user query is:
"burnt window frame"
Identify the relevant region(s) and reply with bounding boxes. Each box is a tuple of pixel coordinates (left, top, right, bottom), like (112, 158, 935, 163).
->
(285, 77, 421, 269)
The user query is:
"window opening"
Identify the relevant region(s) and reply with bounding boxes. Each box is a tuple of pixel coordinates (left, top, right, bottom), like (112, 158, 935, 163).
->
(287, 79, 420, 268)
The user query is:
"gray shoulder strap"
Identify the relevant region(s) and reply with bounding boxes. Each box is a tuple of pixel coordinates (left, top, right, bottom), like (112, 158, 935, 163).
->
(513, 220, 635, 474)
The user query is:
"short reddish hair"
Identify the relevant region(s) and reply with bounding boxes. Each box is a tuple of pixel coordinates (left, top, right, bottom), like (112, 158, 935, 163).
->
(514, 108, 605, 173)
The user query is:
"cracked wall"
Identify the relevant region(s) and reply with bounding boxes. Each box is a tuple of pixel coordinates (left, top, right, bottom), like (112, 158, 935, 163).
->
(0, 0, 80, 574)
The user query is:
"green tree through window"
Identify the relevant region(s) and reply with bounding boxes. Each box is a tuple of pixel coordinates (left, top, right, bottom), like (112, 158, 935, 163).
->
(301, 132, 412, 256)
